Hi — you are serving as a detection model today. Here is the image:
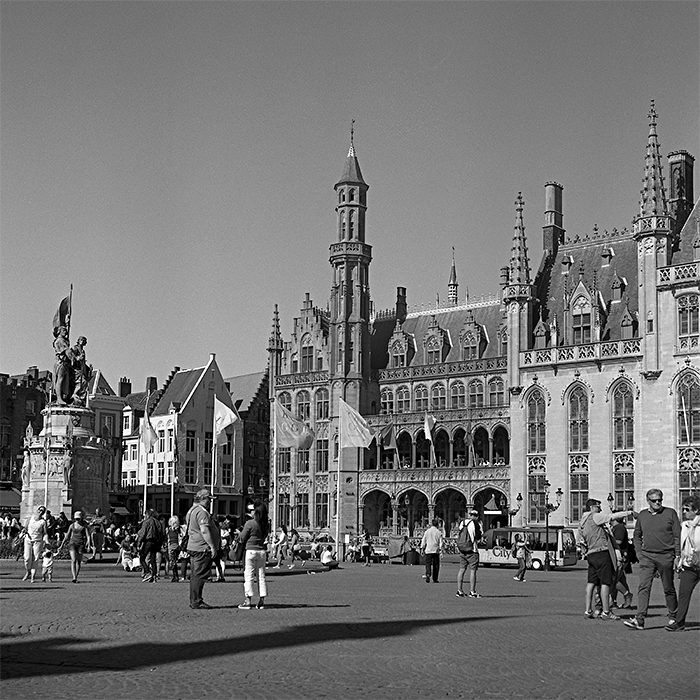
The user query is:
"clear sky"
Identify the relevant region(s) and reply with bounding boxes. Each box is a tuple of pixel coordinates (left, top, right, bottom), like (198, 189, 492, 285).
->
(1, 1, 698, 391)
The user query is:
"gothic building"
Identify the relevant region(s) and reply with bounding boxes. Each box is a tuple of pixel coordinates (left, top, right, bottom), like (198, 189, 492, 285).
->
(269, 103, 698, 540)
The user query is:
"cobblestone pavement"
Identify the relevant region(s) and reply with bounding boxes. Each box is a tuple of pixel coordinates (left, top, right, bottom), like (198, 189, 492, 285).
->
(1, 555, 698, 700)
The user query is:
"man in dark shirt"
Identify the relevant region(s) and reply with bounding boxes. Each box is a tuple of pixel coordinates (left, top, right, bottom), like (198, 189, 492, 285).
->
(137, 509, 165, 583)
(624, 489, 681, 630)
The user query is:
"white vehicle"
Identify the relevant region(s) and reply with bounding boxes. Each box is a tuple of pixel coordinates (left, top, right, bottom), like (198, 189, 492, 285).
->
(478, 526, 578, 570)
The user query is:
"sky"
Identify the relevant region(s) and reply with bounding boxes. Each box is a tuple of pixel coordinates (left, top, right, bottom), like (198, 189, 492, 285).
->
(1, 1, 698, 392)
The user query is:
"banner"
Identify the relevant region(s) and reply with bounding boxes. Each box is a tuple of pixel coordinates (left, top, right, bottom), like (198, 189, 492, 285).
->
(339, 398, 374, 448)
(214, 396, 238, 446)
(140, 396, 157, 453)
(274, 400, 315, 449)
(423, 413, 436, 441)
(378, 423, 397, 451)
(53, 294, 71, 332)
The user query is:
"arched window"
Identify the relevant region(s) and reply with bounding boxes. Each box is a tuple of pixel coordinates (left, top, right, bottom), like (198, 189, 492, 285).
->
(296, 391, 310, 420)
(348, 211, 355, 238)
(348, 188, 355, 201)
(381, 388, 394, 414)
(569, 386, 588, 452)
(678, 295, 700, 350)
(426, 337, 441, 364)
(463, 335, 478, 360)
(340, 212, 346, 239)
(488, 378, 504, 406)
(391, 342, 406, 368)
(468, 380, 483, 408)
(279, 392, 292, 411)
(450, 382, 465, 409)
(339, 190, 345, 203)
(572, 296, 592, 345)
(612, 383, 634, 450)
(315, 389, 329, 421)
(677, 373, 700, 504)
(396, 386, 410, 413)
(300, 337, 314, 373)
(431, 384, 446, 410)
(527, 390, 545, 454)
(415, 385, 428, 412)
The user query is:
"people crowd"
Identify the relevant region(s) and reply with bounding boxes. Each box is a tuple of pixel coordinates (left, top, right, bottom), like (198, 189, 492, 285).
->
(3, 486, 699, 631)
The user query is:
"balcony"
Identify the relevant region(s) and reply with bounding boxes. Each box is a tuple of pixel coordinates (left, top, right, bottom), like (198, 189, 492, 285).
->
(658, 263, 700, 287)
(378, 357, 507, 382)
(521, 339, 641, 368)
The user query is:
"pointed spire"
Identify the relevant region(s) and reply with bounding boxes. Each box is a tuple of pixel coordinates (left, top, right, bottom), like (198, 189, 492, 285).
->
(448, 247, 458, 305)
(638, 100, 669, 218)
(268, 304, 283, 352)
(337, 119, 366, 185)
(509, 193, 531, 285)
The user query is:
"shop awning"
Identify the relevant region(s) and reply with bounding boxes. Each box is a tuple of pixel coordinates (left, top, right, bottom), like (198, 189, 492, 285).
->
(110, 505, 133, 516)
(0, 486, 22, 512)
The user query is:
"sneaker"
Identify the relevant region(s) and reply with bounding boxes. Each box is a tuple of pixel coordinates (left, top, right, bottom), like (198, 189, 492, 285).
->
(425, 576, 430, 583)
(456, 591, 466, 597)
(665, 621, 685, 632)
(622, 592, 633, 608)
(584, 610, 595, 619)
(238, 602, 252, 610)
(600, 611, 619, 621)
(256, 599, 265, 609)
(513, 576, 520, 581)
(623, 617, 645, 630)
(468, 592, 482, 598)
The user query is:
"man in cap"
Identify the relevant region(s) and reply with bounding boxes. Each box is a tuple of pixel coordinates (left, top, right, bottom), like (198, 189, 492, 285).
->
(185, 489, 220, 609)
(579, 498, 635, 620)
(624, 489, 681, 630)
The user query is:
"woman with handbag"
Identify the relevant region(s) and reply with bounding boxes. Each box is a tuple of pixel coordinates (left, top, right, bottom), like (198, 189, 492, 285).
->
(22, 506, 49, 582)
(667, 496, 700, 632)
(237, 503, 269, 610)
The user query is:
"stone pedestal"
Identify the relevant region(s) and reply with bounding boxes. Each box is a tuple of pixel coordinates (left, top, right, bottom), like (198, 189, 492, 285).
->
(21, 405, 111, 520)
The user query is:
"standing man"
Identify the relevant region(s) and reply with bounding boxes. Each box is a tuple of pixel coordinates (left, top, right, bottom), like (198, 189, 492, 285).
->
(456, 509, 482, 599)
(186, 489, 220, 610)
(624, 489, 681, 630)
(420, 518, 443, 584)
(578, 498, 635, 620)
(137, 509, 164, 583)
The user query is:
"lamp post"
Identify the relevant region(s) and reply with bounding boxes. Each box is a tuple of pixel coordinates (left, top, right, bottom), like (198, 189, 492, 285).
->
(607, 492, 615, 512)
(499, 493, 523, 526)
(542, 480, 563, 571)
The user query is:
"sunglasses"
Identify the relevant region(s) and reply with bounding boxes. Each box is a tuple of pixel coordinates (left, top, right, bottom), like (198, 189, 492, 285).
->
(648, 498, 663, 503)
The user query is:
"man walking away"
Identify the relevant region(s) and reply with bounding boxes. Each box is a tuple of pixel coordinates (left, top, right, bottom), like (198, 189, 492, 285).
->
(420, 519, 443, 583)
(624, 489, 681, 630)
(137, 509, 164, 583)
(578, 498, 635, 620)
(456, 509, 482, 598)
(185, 489, 220, 610)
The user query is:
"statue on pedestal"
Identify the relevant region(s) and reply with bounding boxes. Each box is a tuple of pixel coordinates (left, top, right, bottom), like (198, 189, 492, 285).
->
(67, 336, 90, 406)
(21, 449, 31, 488)
(53, 325, 71, 405)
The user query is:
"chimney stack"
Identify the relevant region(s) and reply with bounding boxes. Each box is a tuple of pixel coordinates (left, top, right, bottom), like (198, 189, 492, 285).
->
(395, 287, 407, 323)
(543, 181, 564, 258)
(146, 376, 158, 394)
(119, 377, 132, 397)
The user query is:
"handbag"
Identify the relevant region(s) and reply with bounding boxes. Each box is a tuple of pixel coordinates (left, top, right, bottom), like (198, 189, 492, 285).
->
(229, 540, 245, 562)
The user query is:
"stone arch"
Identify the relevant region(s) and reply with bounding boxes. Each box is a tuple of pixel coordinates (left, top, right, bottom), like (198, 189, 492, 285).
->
(452, 426, 468, 466)
(433, 428, 450, 467)
(396, 487, 429, 536)
(433, 487, 468, 537)
(361, 488, 392, 536)
(473, 425, 490, 464)
(472, 485, 509, 531)
(492, 424, 510, 465)
(396, 430, 412, 467)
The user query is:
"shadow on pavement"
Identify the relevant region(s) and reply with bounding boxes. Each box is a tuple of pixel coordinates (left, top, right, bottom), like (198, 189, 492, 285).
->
(0, 615, 516, 680)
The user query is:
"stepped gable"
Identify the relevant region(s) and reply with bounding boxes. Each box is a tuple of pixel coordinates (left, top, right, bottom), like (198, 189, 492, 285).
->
(226, 371, 266, 415)
(671, 199, 700, 265)
(534, 228, 639, 343)
(151, 366, 204, 417)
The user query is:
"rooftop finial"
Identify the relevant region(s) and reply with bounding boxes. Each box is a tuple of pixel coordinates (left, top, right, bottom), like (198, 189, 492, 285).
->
(637, 100, 668, 218)
(648, 99, 657, 127)
(348, 119, 356, 157)
(509, 192, 531, 285)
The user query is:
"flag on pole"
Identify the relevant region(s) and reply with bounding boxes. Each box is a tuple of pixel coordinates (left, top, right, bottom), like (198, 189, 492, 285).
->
(378, 423, 397, 451)
(140, 396, 157, 453)
(339, 398, 374, 449)
(423, 413, 436, 441)
(214, 396, 238, 446)
(274, 400, 315, 449)
(53, 295, 71, 333)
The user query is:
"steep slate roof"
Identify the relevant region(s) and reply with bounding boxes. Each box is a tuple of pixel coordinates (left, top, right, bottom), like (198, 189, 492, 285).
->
(336, 141, 366, 186)
(88, 370, 116, 396)
(151, 367, 205, 417)
(533, 231, 639, 342)
(226, 372, 266, 414)
(370, 301, 505, 370)
(672, 199, 700, 265)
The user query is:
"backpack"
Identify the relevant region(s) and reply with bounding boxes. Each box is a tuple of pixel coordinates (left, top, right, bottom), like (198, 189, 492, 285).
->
(456, 520, 480, 554)
(510, 542, 518, 558)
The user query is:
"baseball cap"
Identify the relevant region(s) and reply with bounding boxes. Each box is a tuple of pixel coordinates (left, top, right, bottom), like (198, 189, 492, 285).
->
(74, 511, 83, 519)
(586, 498, 601, 508)
(195, 488, 216, 501)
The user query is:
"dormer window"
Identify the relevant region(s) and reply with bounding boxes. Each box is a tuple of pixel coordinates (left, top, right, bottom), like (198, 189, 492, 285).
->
(300, 338, 314, 372)
(426, 337, 441, 364)
(562, 255, 574, 274)
(572, 296, 592, 344)
(391, 342, 406, 368)
(463, 334, 478, 360)
(601, 247, 614, 267)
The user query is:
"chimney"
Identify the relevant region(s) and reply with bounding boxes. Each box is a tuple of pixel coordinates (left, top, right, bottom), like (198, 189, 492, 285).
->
(119, 377, 132, 398)
(668, 150, 695, 236)
(26, 366, 39, 380)
(543, 181, 564, 258)
(146, 376, 158, 393)
(395, 287, 407, 323)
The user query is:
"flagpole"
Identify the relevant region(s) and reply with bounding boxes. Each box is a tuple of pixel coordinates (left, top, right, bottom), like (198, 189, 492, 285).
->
(211, 400, 216, 515)
(272, 399, 278, 536)
(143, 390, 150, 517)
(335, 407, 341, 552)
(68, 283, 73, 340)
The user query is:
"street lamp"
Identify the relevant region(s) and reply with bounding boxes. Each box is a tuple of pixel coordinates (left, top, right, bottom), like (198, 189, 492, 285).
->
(607, 493, 615, 512)
(500, 493, 523, 526)
(542, 480, 563, 571)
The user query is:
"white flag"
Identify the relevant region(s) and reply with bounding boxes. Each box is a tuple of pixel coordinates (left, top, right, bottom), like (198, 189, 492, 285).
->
(339, 398, 374, 448)
(214, 396, 238, 446)
(423, 413, 436, 442)
(140, 398, 158, 453)
(274, 400, 315, 449)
